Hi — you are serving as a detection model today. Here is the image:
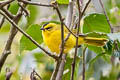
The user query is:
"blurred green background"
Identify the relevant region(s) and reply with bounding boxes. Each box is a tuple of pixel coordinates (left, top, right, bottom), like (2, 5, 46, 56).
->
(0, 0, 120, 80)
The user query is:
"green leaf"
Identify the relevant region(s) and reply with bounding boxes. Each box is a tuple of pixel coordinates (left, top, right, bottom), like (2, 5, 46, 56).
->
(20, 24, 43, 52)
(86, 32, 107, 38)
(62, 57, 80, 80)
(115, 0, 120, 8)
(89, 53, 105, 65)
(8, 1, 19, 15)
(56, 0, 69, 4)
(87, 45, 103, 54)
(27, 5, 38, 27)
(83, 13, 110, 33)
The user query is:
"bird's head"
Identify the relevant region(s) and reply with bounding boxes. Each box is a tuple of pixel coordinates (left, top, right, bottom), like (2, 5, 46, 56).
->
(40, 22, 60, 36)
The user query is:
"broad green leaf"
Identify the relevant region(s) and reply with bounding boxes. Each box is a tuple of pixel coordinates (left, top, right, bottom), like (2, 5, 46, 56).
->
(62, 57, 80, 80)
(86, 32, 107, 38)
(20, 24, 43, 52)
(89, 53, 105, 65)
(8, 1, 19, 15)
(87, 45, 103, 54)
(56, 0, 69, 4)
(0, 21, 10, 32)
(115, 0, 120, 8)
(27, 5, 38, 27)
(82, 13, 110, 54)
(83, 13, 110, 33)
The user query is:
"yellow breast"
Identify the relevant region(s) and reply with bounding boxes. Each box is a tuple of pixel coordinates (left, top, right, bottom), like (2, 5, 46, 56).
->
(42, 30, 76, 54)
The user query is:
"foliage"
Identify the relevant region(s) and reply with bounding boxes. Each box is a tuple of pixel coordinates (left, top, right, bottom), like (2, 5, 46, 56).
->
(0, 0, 120, 80)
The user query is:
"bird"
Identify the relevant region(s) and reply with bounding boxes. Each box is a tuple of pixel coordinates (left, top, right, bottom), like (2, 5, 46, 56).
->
(40, 22, 108, 54)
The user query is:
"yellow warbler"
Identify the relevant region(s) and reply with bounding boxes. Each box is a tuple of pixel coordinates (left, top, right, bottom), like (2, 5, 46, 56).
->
(40, 23, 108, 54)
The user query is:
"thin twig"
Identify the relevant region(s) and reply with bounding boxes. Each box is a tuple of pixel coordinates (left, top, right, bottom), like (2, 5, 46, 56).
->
(56, 54, 67, 80)
(71, 0, 82, 80)
(1, 8, 14, 19)
(50, 61, 61, 80)
(51, 2, 65, 58)
(63, 22, 76, 37)
(81, 0, 91, 17)
(50, 2, 66, 80)
(0, 17, 5, 29)
(0, 0, 14, 8)
(5, 68, 13, 80)
(0, 11, 58, 60)
(0, 4, 10, 29)
(82, 46, 87, 80)
(30, 69, 42, 80)
(99, 0, 113, 33)
(18, 0, 53, 7)
(18, 2, 29, 17)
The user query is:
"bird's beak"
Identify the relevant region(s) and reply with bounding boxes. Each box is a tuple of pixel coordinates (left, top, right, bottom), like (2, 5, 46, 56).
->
(40, 27, 45, 30)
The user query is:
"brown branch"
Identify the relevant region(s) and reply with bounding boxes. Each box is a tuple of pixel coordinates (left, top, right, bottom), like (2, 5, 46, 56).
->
(50, 60, 61, 80)
(18, 0, 53, 7)
(30, 69, 42, 80)
(63, 22, 76, 37)
(51, 1, 74, 80)
(56, 54, 67, 80)
(82, 46, 87, 80)
(0, 4, 10, 29)
(0, 2, 29, 73)
(99, 0, 113, 33)
(5, 68, 13, 80)
(81, 0, 91, 17)
(0, 11, 58, 60)
(1, 8, 14, 19)
(71, 0, 82, 80)
(18, 2, 29, 17)
(71, 0, 91, 79)
(0, 16, 5, 29)
(0, 0, 14, 8)
(51, 2, 65, 58)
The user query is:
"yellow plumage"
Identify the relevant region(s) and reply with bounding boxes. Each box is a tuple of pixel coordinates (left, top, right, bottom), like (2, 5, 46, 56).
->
(40, 23, 108, 54)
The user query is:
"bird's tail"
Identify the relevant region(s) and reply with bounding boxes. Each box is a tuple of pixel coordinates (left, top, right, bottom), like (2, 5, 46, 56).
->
(78, 35, 108, 46)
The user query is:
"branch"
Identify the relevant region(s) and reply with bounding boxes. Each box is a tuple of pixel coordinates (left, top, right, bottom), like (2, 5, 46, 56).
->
(99, 0, 113, 33)
(0, 11, 58, 60)
(30, 69, 42, 80)
(63, 22, 76, 37)
(5, 68, 13, 80)
(51, 1, 74, 80)
(71, 0, 92, 79)
(51, 2, 65, 58)
(18, 2, 29, 17)
(56, 54, 67, 80)
(0, 0, 14, 8)
(0, 4, 10, 29)
(81, 0, 91, 17)
(0, 2, 28, 73)
(71, 0, 82, 79)
(82, 46, 87, 80)
(0, 16, 5, 29)
(18, 0, 53, 7)
(50, 60, 61, 80)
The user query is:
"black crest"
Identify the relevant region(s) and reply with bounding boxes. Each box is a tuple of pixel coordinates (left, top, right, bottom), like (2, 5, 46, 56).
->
(43, 22, 49, 28)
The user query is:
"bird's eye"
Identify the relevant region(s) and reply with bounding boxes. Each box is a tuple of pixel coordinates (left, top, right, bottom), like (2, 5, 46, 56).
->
(45, 27, 52, 30)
